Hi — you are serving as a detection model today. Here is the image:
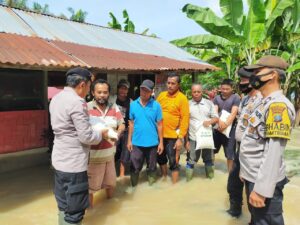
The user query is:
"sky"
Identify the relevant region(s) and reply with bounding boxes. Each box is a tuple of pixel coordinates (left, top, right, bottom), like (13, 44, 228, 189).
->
(26, 0, 224, 41)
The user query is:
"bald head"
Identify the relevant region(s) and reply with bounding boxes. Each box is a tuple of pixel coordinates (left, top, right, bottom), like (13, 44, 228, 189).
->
(191, 83, 203, 102)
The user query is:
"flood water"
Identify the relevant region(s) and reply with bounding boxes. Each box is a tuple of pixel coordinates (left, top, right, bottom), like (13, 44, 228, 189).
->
(1, 129, 300, 225)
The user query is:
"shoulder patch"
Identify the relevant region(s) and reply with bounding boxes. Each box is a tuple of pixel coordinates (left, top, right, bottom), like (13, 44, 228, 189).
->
(266, 102, 291, 139)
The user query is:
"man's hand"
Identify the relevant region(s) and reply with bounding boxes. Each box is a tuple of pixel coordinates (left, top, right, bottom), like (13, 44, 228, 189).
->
(218, 121, 227, 132)
(203, 121, 211, 128)
(157, 142, 164, 155)
(101, 129, 109, 140)
(249, 191, 266, 208)
(127, 140, 133, 152)
(173, 138, 183, 152)
(185, 141, 190, 152)
(239, 173, 244, 182)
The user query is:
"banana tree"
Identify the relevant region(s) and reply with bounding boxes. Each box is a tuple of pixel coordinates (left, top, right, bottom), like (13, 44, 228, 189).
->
(123, 10, 135, 33)
(107, 10, 156, 36)
(108, 10, 135, 32)
(108, 12, 122, 30)
(172, 0, 297, 77)
(32, 2, 49, 14)
(68, 7, 87, 23)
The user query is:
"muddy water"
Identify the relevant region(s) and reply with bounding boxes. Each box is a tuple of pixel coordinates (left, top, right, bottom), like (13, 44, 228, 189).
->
(1, 128, 300, 225)
(1, 150, 300, 225)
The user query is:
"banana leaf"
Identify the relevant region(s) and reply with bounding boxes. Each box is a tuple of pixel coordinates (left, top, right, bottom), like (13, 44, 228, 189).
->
(287, 61, 300, 73)
(182, 4, 243, 42)
(292, 0, 300, 32)
(243, 0, 266, 47)
(265, 0, 294, 35)
(220, 0, 244, 33)
(171, 34, 234, 49)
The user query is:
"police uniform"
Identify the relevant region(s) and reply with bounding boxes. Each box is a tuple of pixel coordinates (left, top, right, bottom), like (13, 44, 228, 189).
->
(227, 91, 262, 217)
(50, 68, 102, 225)
(239, 90, 295, 225)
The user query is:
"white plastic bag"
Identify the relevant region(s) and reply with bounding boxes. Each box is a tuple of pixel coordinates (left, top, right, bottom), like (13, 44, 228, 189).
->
(89, 116, 118, 140)
(218, 110, 232, 138)
(195, 125, 215, 150)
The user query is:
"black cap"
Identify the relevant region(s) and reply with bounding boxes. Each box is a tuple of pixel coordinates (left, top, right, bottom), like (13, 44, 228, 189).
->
(118, 79, 130, 89)
(66, 67, 92, 80)
(238, 67, 253, 78)
(140, 79, 154, 91)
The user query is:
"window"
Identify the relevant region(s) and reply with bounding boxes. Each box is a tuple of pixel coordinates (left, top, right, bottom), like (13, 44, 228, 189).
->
(0, 69, 45, 111)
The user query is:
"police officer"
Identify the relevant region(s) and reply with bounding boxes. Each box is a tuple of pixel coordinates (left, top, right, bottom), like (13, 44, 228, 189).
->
(50, 67, 108, 225)
(239, 56, 296, 225)
(226, 67, 262, 218)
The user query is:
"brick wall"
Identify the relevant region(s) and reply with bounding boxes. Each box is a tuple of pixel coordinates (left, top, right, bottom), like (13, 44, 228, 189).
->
(0, 110, 48, 154)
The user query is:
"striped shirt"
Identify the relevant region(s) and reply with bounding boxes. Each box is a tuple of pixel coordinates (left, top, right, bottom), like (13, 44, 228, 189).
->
(88, 100, 124, 163)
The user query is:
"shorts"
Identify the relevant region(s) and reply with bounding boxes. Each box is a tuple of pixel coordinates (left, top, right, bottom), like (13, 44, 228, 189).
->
(213, 124, 236, 160)
(157, 138, 180, 171)
(87, 160, 116, 193)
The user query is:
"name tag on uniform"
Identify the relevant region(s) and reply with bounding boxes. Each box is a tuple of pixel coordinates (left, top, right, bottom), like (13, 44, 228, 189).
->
(266, 102, 291, 139)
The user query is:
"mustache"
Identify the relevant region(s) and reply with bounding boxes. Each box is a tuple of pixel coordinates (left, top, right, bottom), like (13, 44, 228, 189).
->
(96, 98, 108, 104)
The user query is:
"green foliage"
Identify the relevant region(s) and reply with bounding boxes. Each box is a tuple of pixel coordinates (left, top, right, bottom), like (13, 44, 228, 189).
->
(174, 0, 300, 125)
(32, 2, 49, 14)
(220, 0, 244, 33)
(107, 9, 156, 37)
(108, 12, 122, 30)
(3, 0, 28, 9)
(68, 7, 87, 23)
(197, 71, 227, 90)
(180, 74, 193, 99)
(182, 4, 243, 42)
(123, 9, 135, 32)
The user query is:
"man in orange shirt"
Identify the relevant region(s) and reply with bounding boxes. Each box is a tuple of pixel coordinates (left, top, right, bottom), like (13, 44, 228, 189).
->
(157, 74, 189, 183)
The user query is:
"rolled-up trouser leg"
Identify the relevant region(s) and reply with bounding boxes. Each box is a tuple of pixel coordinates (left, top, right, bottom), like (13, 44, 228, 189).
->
(164, 138, 180, 171)
(54, 170, 89, 224)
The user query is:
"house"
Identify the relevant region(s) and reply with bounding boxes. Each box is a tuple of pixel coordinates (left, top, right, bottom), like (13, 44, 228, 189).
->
(0, 5, 216, 170)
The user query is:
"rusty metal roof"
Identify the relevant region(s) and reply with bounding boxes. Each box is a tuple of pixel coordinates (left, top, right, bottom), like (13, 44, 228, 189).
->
(0, 33, 216, 71)
(0, 33, 85, 68)
(0, 5, 213, 68)
(52, 40, 216, 71)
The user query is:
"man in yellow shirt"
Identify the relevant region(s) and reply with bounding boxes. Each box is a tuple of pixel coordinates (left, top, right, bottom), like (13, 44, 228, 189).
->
(157, 74, 189, 183)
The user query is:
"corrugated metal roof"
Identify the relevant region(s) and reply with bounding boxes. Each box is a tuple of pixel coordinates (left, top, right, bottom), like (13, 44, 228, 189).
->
(0, 5, 210, 66)
(0, 32, 217, 71)
(0, 33, 85, 68)
(52, 40, 216, 71)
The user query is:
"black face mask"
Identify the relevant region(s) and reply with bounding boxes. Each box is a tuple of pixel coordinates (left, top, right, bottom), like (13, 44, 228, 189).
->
(250, 71, 273, 90)
(239, 83, 252, 94)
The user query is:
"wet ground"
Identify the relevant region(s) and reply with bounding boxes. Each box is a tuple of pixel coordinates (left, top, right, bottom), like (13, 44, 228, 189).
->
(1, 128, 300, 225)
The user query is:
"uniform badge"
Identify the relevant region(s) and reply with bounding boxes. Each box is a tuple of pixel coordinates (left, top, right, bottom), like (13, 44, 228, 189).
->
(266, 102, 291, 139)
(250, 116, 255, 124)
(242, 114, 249, 126)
